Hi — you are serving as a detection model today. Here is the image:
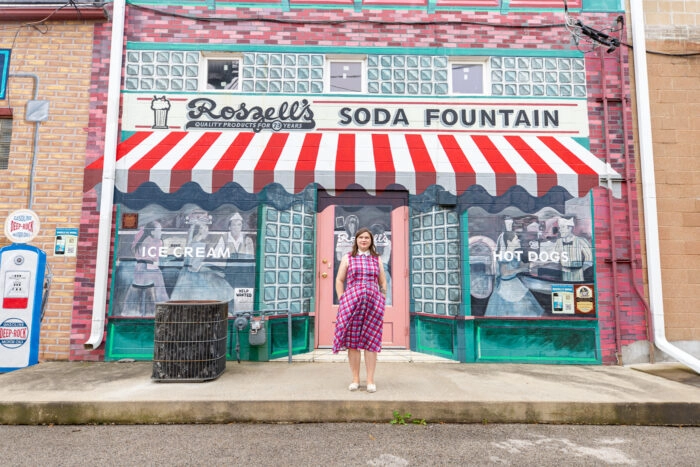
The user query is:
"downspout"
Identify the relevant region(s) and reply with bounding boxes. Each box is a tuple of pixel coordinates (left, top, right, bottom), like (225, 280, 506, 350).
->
(84, 0, 126, 350)
(629, 1, 700, 373)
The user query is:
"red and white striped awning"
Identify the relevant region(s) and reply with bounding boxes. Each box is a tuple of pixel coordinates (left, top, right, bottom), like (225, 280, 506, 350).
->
(84, 131, 620, 197)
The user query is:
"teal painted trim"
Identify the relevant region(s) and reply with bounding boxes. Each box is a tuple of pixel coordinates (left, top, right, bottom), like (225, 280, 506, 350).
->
(253, 204, 265, 313)
(474, 319, 601, 364)
(120, 130, 136, 142)
(583, 0, 623, 12)
(280, 0, 290, 12)
(127, 0, 621, 12)
(427, 0, 436, 14)
(500, 0, 510, 14)
(107, 204, 122, 318)
(476, 354, 599, 363)
(122, 89, 587, 104)
(126, 42, 584, 58)
(414, 315, 459, 360)
(460, 209, 471, 317)
(105, 320, 156, 361)
(572, 136, 590, 150)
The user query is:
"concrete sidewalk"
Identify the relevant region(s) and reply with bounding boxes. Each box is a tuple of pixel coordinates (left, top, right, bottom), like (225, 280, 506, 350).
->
(0, 360, 699, 426)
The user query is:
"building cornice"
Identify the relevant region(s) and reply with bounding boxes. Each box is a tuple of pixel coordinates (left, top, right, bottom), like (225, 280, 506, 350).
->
(0, 6, 107, 21)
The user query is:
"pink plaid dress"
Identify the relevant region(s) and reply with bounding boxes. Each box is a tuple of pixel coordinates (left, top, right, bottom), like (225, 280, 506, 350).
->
(332, 252, 386, 353)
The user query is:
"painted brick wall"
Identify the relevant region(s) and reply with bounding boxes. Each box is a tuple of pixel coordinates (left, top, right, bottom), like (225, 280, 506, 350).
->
(74, 5, 645, 362)
(0, 20, 96, 361)
(643, 0, 700, 343)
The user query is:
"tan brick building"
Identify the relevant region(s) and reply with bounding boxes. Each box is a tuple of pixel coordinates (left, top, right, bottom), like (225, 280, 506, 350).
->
(0, 4, 106, 361)
(637, 0, 700, 359)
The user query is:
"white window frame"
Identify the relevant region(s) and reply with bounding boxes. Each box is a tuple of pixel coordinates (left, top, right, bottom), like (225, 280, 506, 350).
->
(326, 55, 367, 94)
(448, 57, 490, 96)
(199, 52, 243, 92)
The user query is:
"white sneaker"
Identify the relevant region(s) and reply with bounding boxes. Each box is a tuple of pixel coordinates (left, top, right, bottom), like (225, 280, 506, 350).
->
(366, 383, 376, 393)
(348, 382, 359, 391)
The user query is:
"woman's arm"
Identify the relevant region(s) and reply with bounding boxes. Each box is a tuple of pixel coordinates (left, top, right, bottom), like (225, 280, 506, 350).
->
(378, 260, 388, 296)
(335, 254, 349, 298)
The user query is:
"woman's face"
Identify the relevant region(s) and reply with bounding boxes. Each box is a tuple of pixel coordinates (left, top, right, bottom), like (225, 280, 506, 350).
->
(356, 231, 373, 251)
(230, 219, 243, 236)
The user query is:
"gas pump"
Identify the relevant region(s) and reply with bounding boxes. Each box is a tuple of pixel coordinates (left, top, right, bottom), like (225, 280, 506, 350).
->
(0, 244, 46, 372)
(0, 207, 49, 372)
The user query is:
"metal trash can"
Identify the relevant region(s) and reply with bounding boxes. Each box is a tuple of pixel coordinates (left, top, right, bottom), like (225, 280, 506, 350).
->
(152, 300, 228, 382)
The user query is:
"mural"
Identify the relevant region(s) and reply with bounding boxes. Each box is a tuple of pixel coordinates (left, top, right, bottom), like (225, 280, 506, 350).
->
(113, 204, 258, 317)
(468, 198, 595, 318)
(333, 205, 393, 305)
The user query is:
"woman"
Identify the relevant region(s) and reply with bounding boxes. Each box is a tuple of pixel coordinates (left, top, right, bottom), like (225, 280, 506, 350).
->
(333, 227, 387, 393)
(485, 231, 543, 317)
(170, 221, 236, 303)
(123, 221, 169, 316)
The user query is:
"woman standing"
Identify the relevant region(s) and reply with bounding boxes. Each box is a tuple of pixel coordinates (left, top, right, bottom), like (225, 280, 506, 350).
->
(170, 220, 236, 304)
(485, 231, 543, 317)
(333, 228, 387, 393)
(122, 221, 169, 316)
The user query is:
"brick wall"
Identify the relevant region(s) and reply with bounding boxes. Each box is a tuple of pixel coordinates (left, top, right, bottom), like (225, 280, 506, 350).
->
(642, 0, 700, 343)
(0, 20, 96, 361)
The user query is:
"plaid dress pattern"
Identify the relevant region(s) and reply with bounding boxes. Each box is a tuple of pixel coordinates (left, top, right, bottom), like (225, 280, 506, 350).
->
(332, 252, 386, 353)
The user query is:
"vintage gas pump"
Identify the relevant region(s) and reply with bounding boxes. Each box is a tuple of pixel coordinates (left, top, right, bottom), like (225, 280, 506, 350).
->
(0, 210, 47, 372)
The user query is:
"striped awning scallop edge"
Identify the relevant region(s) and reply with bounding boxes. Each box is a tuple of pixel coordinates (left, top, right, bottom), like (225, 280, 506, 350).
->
(83, 131, 622, 198)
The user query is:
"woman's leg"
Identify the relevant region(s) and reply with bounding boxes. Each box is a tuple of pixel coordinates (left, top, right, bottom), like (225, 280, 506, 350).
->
(364, 350, 377, 385)
(348, 349, 361, 384)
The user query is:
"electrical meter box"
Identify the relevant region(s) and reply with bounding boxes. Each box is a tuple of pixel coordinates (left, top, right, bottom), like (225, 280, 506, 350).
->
(0, 244, 46, 372)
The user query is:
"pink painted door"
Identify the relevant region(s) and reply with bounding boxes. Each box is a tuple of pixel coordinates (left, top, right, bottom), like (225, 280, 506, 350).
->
(316, 203, 409, 348)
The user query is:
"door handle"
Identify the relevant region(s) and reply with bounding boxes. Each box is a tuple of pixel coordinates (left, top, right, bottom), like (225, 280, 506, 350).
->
(321, 272, 328, 278)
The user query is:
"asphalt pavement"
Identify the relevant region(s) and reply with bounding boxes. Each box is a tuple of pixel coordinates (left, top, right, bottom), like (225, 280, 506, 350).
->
(0, 360, 699, 426)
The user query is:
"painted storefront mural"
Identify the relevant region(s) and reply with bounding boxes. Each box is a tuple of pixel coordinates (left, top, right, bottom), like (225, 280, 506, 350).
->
(468, 197, 596, 318)
(113, 204, 257, 317)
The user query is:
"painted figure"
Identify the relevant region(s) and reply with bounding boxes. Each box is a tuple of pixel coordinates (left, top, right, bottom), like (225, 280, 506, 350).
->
(333, 227, 387, 393)
(170, 218, 236, 303)
(485, 231, 544, 317)
(222, 212, 255, 258)
(122, 221, 169, 316)
(554, 216, 592, 282)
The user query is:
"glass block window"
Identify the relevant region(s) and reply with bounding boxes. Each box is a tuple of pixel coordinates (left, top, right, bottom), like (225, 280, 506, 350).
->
(368, 54, 449, 96)
(125, 50, 199, 92)
(411, 207, 462, 317)
(243, 53, 325, 94)
(259, 203, 315, 316)
(490, 56, 587, 98)
(450, 62, 486, 95)
(329, 61, 364, 93)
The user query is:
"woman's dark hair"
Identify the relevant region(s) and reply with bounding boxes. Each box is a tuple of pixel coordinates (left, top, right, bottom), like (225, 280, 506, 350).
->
(351, 227, 379, 257)
(132, 221, 160, 253)
(497, 231, 519, 253)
